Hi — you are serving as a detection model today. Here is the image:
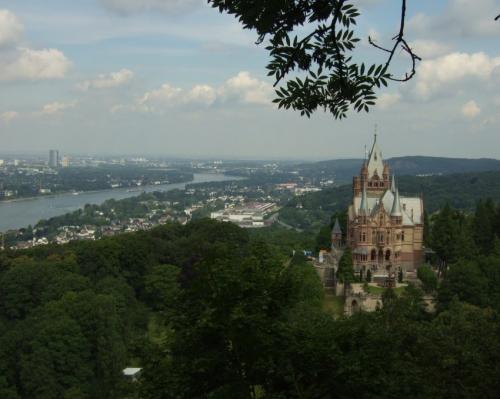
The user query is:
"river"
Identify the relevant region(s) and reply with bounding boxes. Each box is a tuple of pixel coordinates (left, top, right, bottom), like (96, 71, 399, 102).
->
(0, 173, 237, 232)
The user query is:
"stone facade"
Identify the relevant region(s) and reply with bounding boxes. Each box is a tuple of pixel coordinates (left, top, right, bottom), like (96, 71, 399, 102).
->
(345, 135, 424, 279)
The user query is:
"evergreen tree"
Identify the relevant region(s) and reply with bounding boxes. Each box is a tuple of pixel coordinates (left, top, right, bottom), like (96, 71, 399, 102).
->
(473, 199, 496, 254)
(366, 269, 372, 282)
(417, 265, 438, 293)
(423, 210, 431, 247)
(337, 248, 355, 283)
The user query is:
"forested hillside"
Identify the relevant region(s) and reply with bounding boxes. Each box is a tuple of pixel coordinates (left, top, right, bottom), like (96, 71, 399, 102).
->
(1, 208, 500, 398)
(280, 171, 500, 231)
(293, 156, 500, 183)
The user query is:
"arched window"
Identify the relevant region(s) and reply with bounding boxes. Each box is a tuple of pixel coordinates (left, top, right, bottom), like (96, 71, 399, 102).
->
(371, 249, 377, 261)
(385, 249, 391, 261)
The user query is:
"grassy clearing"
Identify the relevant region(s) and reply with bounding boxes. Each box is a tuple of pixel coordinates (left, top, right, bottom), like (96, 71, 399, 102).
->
(323, 290, 345, 317)
(364, 284, 407, 296)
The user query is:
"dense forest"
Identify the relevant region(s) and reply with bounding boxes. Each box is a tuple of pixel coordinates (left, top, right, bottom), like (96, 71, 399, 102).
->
(1, 197, 500, 398)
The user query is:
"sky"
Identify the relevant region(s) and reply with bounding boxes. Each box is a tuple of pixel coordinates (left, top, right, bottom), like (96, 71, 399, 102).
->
(0, 0, 499, 160)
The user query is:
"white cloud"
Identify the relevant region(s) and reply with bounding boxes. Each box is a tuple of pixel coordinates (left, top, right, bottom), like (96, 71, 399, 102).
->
(137, 83, 217, 111)
(37, 101, 77, 116)
(100, 0, 202, 15)
(0, 10, 71, 81)
(0, 47, 71, 81)
(77, 69, 134, 91)
(219, 71, 274, 105)
(135, 71, 272, 113)
(413, 52, 500, 99)
(0, 9, 23, 47)
(377, 93, 401, 110)
(185, 84, 218, 105)
(408, 40, 451, 59)
(409, 0, 500, 38)
(367, 28, 379, 42)
(0, 111, 19, 123)
(462, 100, 481, 118)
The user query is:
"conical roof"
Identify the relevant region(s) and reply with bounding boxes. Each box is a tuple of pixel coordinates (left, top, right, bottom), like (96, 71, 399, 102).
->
(391, 188, 402, 217)
(332, 218, 342, 234)
(360, 183, 369, 215)
(391, 175, 396, 193)
(366, 134, 384, 179)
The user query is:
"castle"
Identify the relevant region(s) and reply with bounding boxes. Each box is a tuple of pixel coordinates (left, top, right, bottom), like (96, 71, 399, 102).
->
(334, 135, 424, 282)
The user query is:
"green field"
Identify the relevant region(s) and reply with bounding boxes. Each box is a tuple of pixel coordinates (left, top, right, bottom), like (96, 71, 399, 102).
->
(323, 290, 345, 317)
(364, 284, 407, 296)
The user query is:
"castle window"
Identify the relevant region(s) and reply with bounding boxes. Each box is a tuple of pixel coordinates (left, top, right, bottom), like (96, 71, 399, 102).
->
(385, 250, 391, 261)
(371, 249, 377, 261)
(362, 232, 366, 242)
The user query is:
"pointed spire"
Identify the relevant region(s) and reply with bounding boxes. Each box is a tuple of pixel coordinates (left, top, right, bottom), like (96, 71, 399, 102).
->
(332, 218, 342, 234)
(391, 175, 396, 193)
(360, 183, 369, 215)
(391, 188, 402, 217)
(366, 133, 384, 179)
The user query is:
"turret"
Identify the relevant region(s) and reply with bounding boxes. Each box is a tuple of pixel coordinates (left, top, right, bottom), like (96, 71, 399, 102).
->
(360, 183, 369, 217)
(331, 218, 343, 248)
(361, 162, 368, 182)
(383, 163, 390, 188)
(390, 175, 396, 193)
(391, 187, 403, 224)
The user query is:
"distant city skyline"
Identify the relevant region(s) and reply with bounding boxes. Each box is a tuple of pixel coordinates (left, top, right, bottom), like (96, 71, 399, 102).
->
(0, 0, 499, 159)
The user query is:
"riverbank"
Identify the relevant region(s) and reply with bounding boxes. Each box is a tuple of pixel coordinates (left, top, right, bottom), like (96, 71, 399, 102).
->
(0, 178, 195, 204)
(0, 173, 239, 232)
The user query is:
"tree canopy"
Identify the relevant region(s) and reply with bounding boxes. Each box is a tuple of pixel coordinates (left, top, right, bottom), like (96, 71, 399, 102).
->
(209, 0, 420, 118)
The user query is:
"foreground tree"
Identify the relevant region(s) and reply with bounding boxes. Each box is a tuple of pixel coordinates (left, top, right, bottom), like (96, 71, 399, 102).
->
(209, 0, 420, 118)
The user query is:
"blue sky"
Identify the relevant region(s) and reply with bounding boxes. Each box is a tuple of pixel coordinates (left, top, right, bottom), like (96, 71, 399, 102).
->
(0, 0, 499, 159)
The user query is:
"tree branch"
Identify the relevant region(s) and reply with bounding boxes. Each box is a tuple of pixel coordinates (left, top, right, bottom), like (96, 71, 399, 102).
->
(368, 0, 420, 82)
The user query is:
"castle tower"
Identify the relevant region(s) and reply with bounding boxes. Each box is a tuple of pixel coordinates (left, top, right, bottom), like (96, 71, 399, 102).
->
(346, 135, 424, 281)
(331, 218, 343, 248)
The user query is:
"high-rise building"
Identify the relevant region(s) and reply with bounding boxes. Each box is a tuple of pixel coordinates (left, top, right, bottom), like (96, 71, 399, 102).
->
(49, 149, 59, 168)
(344, 135, 424, 282)
(61, 156, 70, 168)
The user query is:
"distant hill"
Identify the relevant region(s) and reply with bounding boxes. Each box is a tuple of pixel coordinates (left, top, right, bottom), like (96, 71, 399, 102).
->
(387, 156, 500, 176)
(292, 156, 500, 183)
